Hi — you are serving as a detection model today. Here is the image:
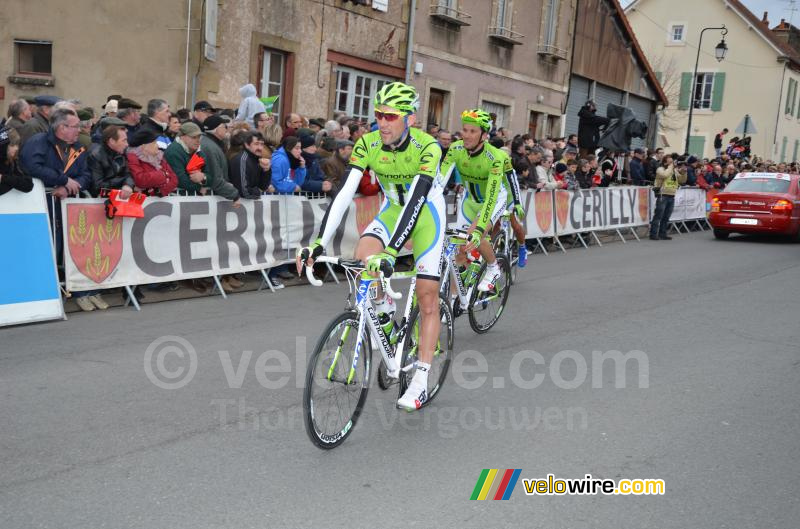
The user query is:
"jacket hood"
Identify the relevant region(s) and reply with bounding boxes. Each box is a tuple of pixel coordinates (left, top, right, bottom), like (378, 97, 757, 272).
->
(239, 84, 257, 98)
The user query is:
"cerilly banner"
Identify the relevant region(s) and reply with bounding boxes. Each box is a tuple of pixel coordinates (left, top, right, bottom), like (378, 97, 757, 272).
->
(62, 194, 379, 292)
(554, 187, 651, 235)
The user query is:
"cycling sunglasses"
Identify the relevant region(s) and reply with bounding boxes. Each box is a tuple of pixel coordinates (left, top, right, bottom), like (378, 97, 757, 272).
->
(374, 110, 405, 122)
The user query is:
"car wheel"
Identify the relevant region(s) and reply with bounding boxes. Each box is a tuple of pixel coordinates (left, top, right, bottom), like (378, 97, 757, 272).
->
(713, 229, 730, 240)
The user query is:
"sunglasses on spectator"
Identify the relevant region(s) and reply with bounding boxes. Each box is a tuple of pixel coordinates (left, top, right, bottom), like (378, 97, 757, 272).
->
(374, 110, 405, 122)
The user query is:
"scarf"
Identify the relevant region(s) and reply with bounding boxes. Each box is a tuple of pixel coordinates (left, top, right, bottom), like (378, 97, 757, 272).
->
(132, 145, 164, 169)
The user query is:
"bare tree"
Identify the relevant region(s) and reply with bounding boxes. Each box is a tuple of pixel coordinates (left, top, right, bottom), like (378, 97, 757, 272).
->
(646, 49, 684, 134)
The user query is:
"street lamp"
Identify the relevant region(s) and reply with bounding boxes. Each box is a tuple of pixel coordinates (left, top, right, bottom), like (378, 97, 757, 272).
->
(684, 26, 729, 155)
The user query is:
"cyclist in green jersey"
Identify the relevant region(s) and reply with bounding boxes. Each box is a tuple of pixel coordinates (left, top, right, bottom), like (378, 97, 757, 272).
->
(296, 82, 446, 411)
(440, 109, 525, 291)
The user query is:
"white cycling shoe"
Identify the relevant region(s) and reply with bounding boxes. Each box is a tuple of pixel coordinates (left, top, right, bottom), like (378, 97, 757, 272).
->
(477, 265, 501, 292)
(397, 379, 428, 411)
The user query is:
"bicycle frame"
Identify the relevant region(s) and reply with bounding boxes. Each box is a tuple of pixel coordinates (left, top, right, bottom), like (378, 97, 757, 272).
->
(308, 257, 417, 381)
(439, 233, 481, 311)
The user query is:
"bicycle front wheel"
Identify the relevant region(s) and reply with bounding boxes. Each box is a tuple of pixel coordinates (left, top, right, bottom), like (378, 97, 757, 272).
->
(304, 311, 371, 449)
(468, 255, 512, 334)
(398, 294, 454, 408)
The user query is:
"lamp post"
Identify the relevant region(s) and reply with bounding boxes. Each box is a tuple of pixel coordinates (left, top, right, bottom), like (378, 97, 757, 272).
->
(684, 26, 729, 155)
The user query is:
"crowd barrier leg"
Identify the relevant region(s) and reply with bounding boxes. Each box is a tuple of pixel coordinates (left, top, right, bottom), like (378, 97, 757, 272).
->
(590, 231, 603, 247)
(703, 218, 712, 229)
(553, 236, 567, 253)
(615, 228, 627, 244)
(530, 238, 549, 255)
(629, 227, 641, 241)
(123, 286, 141, 312)
(668, 222, 682, 234)
(210, 275, 228, 299)
(258, 269, 277, 292)
(574, 233, 589, 249)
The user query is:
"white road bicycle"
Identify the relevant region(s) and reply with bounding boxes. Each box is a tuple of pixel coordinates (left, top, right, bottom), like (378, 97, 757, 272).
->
(439, 228, 511, 334)
(302, 256, 454, 450)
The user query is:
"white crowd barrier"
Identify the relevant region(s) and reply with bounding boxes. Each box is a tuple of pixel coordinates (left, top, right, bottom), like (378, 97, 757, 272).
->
(0, 181, 64, 327)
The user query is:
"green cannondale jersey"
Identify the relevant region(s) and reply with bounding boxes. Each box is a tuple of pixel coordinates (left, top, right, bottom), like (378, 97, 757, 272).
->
(440, 140, 521, 206)
(348, 127, 444, 206)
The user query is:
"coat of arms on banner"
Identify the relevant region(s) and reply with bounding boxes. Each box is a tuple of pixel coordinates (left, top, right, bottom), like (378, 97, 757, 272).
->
(638, 188, 649, 222)
(555, 190, 570, 228)
(535, 191, 552, 233)
(67, 204, 123, 284)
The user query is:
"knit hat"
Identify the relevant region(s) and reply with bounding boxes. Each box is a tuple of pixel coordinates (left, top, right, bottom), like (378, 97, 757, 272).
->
(300, 134, 316, 149)
(555, 162, 568, 173)
(104, 99, 119, 113)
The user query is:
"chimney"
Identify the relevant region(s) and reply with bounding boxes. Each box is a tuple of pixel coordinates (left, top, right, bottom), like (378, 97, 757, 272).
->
(762, 11, 770, 25)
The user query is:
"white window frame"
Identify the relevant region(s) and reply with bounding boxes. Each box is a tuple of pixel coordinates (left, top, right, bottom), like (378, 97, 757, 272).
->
(260, 48, 286, 115)
(334, 66, 397, 121)
(495, 0, 513, 29)
(481, 100, 510, 129)
(542, 0, 559, 47)
(693, 72, 714, 110)
(667, 22, 688, 46)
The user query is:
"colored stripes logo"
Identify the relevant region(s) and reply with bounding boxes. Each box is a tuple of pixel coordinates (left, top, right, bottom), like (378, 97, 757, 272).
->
(470, 469, 522, 500)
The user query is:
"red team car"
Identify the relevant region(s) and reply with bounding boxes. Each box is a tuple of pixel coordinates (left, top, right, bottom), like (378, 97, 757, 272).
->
(709, 172, 800, 240)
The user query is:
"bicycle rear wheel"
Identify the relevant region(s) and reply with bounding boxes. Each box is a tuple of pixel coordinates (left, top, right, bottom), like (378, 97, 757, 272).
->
(468, 255, 511, 334)
(304, 311, 371, 449)
(398, 294, 454, 409)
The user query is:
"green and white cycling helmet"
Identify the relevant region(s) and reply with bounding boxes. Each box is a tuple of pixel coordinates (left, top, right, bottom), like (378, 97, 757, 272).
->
(461, 108, 493, 132)
(373, 82, 419, 114)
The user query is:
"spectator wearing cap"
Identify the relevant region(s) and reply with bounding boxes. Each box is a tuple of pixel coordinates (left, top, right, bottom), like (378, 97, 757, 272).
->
(139, 99, 172, 150)
(552, 162, 570, 190)
(228, 130, 269, 199)
(91, 116, 127, 145)
(0, 129, 33, 196)
(5, 99, 32, 133)
(127, 128, 178, 197)
(629, 148, 646, 186)
(88, 125, 134, 197)
(19, 95, 62, 144)
(200, 114, 233, 186)
(192, 101, 215, 129)
(308, 118, 325, 133)
(166, 122, 205, 193)
(299, 134, 332, 194)
(271, 136, 306, 194)
(650, 155, 687, 240)
(76, 108, 94, 148)
(321, 139, 353, 197)
(559, 145, 578, 165)
(117, 98, 143, 142)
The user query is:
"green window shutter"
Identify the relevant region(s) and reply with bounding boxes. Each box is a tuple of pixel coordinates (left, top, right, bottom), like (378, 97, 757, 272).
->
(793, 139, 799, 162)
(796, 83, 800, 118)
(711, 72, 726, 111)
(678, 72, 693, 110)
(688, 135, 705, 158)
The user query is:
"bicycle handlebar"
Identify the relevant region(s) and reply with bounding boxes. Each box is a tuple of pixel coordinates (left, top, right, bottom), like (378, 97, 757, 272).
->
(304, 256, 402, 299)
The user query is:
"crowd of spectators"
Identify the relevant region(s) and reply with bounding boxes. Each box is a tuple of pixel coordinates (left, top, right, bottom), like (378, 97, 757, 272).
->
(2, 90, 794, 312)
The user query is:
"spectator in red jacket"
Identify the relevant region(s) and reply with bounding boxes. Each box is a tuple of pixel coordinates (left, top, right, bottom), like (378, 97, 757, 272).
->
(127, 128, 178, 196)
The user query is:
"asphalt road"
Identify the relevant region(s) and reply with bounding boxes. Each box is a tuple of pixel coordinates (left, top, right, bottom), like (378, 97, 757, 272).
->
(1, 231, 798, 528)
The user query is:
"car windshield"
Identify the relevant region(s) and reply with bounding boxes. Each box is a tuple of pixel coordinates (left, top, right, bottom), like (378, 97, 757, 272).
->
(726, 178, 790, 193)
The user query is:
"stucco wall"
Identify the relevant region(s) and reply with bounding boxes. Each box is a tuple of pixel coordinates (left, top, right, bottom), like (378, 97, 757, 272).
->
(410, 0, 574, 134)
(202, 0, 408, 119)
(0, 0, 200, 114)
(627, 0, 800, 160)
